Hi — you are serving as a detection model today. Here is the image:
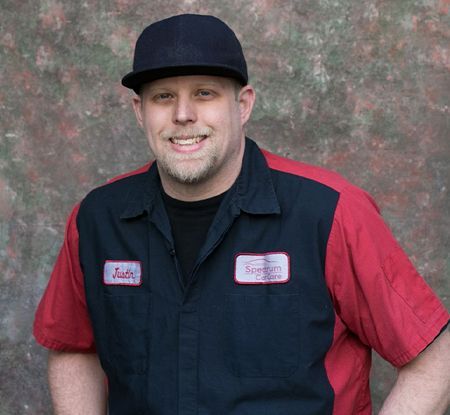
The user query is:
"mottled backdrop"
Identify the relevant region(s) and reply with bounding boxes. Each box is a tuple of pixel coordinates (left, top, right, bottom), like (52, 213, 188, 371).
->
(1, 0, 449, 413)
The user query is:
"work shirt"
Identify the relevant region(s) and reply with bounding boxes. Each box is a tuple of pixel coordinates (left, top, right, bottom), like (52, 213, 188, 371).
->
(34, 138, 449, 415)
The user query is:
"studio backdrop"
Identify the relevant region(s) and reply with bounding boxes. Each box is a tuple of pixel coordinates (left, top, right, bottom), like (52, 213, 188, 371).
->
(1, 1, 449, 413)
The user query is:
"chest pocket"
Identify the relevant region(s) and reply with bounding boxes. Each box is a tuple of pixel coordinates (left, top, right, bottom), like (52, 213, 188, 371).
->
(224, 293, 300, 378)
(103, 293, 150, 375)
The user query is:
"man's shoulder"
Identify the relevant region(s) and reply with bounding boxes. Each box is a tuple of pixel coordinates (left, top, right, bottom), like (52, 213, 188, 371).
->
(105, 162, 153, 185)
(259, 147, 380, 214)
(79, 162, 154, 213)
(90, 161, 152, 195)
(261, 148, 352, 194)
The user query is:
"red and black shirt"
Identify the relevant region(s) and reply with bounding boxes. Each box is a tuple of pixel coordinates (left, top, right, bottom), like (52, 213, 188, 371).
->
(34, 138, 449, 415)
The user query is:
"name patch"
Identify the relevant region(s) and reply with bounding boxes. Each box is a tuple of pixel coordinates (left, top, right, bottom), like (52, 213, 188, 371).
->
(234, 252, 290, 284)
(103, 260, 142, 286)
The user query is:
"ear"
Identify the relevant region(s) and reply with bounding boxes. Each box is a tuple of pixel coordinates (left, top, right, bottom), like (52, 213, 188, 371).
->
(238, 85, 256, 126)
(132, 95, 144, 128)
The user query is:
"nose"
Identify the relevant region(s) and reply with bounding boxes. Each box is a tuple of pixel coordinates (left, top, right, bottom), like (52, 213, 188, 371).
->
(173, 95, 197, 125)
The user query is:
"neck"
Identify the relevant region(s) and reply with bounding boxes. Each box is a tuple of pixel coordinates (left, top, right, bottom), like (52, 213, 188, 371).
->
(160, 171, 238, 202)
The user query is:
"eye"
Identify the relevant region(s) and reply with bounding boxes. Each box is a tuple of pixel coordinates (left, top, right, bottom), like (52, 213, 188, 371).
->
(196, 89, 214, 98)
(153, 92, 173, 102)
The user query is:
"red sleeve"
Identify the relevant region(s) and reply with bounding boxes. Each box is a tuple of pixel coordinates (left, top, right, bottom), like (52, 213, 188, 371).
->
(325, 185, 449, 367)
(33, 204, 96, 352)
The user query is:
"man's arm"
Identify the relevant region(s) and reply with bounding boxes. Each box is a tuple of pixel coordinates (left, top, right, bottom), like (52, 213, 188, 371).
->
(48, 350, 107, 415)
(379, 328, 450, 415)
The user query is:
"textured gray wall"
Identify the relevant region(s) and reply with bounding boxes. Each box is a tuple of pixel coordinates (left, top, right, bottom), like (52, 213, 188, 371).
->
(1, 0, 449, 413)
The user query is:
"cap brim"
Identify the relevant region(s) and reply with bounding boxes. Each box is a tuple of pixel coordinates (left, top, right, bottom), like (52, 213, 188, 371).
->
(121, 64, 247, 93)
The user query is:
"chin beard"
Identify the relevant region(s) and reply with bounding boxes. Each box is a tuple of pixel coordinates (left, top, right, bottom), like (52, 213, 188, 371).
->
(157, 154, 218, 185)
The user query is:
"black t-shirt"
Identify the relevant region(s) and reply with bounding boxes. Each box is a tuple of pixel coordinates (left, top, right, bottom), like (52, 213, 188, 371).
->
(162, 190, 225, 284)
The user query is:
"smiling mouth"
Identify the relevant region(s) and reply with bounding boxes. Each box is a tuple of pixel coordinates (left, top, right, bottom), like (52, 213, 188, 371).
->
(161, 127, 213, 147)
(170, 135, 208, 145)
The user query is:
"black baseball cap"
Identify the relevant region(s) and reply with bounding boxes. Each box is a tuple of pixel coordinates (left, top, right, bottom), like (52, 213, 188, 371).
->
(121, 14, 248, 93)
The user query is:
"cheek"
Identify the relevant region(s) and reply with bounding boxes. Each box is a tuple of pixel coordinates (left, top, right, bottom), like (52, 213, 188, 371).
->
(142, 106, 169, 131)
(140, 118, 160, 151)
(142, 119, 164, 145)
(204, 104, 237, 131)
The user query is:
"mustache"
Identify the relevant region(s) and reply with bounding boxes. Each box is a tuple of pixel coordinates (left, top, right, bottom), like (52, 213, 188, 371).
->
(160, 127, 213, 140)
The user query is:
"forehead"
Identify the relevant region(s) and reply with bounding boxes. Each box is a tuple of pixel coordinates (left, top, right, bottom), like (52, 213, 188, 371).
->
(142, 75, 236, 91)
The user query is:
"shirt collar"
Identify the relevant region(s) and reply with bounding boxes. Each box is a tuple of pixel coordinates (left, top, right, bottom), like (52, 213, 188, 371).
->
(120, 137, 280, 219)
(233, 137, 280, 215)
(119, 163, 159, 219)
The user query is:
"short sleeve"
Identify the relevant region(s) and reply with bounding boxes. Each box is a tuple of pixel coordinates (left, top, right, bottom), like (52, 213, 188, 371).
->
(33, 204, 96, 352)
(325, 185, 449, 367)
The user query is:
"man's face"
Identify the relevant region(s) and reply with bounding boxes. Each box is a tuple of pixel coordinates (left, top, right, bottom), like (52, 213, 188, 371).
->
(132, 75, 255, 199)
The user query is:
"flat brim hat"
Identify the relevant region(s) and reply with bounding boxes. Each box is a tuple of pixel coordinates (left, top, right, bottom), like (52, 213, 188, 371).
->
(121, 14, 248, 93)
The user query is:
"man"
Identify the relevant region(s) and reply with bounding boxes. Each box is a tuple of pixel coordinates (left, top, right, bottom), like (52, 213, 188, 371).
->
(34, 14, 450, 415)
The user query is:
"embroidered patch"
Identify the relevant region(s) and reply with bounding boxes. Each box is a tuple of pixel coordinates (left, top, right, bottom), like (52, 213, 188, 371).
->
(234, 252, 290, 284)
(103, 260, 142, 286)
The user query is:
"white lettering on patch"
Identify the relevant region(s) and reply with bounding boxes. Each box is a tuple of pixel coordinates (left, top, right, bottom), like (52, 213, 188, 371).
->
(234, 252, 290, 284)
(103, 260, 142, 286)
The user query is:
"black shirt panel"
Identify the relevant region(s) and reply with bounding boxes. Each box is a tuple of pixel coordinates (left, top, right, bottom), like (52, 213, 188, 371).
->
(78, 138, 339, 414)
(162, 191, 226, 283)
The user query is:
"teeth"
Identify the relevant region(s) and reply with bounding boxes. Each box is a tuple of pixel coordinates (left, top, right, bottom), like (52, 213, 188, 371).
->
(171, 135, 206, 145)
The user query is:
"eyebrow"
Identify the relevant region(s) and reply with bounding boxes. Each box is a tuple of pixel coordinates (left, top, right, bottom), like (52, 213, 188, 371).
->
(148, 80, 227, 92)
